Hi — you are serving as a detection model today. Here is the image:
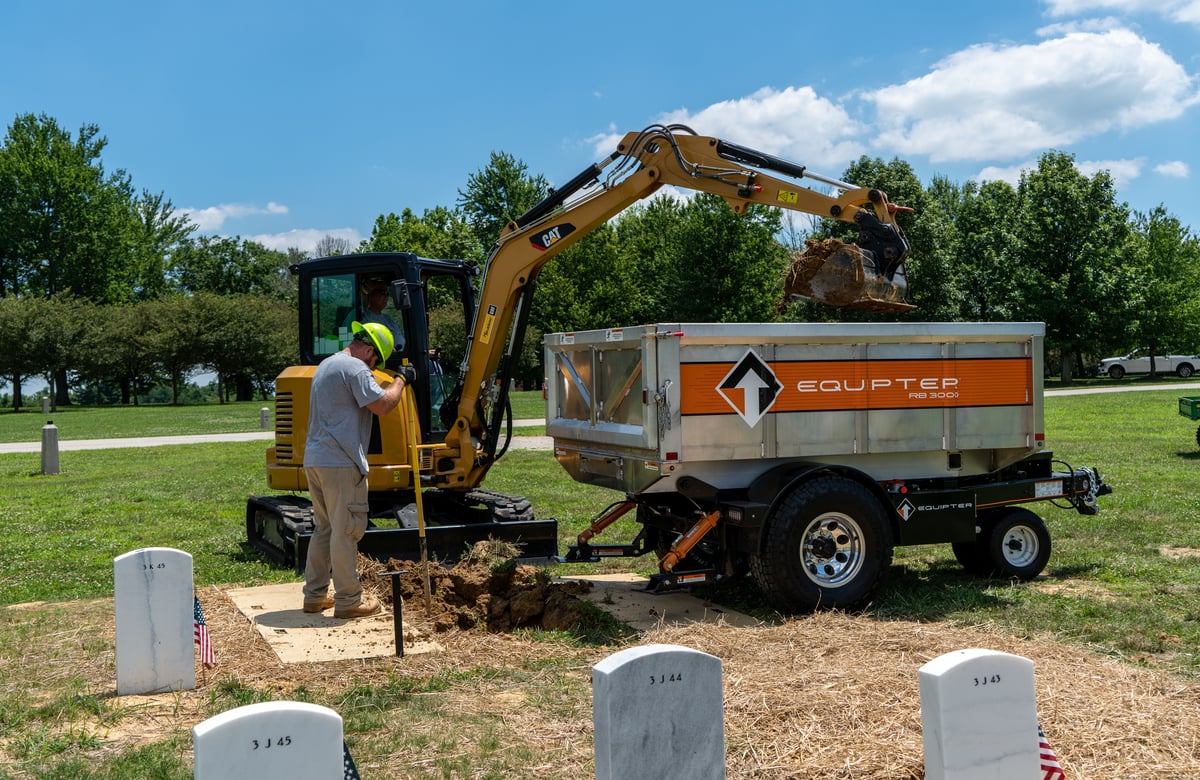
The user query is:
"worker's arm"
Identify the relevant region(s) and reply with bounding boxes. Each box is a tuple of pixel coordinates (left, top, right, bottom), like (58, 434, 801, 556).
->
(367, 366, 416, 416)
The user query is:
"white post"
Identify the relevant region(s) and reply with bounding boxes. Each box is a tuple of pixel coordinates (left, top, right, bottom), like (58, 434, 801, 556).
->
(41, 421, 60, 475)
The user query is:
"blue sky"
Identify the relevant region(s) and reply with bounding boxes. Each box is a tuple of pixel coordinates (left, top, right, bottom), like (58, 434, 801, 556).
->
(3, 0, 1198, 254)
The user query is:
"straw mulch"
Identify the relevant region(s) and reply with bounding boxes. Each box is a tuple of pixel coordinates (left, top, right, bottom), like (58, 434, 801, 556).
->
(8, 582, 1200, 778)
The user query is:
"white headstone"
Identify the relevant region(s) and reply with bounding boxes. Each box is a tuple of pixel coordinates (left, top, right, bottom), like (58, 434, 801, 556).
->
(114, 547, 195, 695)
(192, 701, 344, 780)
(592, 643, 725, 780)
(919, 648, 1039, 780)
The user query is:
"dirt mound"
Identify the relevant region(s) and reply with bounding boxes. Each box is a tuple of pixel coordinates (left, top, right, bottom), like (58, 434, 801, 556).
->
(358, 543, 591, 634)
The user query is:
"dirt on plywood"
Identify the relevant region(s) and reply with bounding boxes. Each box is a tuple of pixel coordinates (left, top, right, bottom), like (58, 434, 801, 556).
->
(359, 541, 593, 634)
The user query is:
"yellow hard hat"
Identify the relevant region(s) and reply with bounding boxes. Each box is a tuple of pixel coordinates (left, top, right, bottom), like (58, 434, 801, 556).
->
(351, 320, 394, 363)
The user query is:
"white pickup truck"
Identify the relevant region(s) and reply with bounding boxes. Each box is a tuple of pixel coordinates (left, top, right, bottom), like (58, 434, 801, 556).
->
(1097, 348, 1198, 379)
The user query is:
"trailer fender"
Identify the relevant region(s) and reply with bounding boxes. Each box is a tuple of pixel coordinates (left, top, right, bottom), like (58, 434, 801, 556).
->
(748, 470, 896, 612)
(748, 463, 897, 558)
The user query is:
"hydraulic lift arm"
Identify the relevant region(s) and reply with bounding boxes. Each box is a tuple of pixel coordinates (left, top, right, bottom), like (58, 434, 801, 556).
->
(438, 123, 912, 490)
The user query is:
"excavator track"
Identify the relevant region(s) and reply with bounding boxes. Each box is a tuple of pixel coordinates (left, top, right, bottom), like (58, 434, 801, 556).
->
(246, 490, 556, 572)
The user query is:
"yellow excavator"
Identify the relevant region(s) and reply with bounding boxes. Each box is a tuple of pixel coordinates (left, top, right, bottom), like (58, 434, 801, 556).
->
(246, 123, 912, 568)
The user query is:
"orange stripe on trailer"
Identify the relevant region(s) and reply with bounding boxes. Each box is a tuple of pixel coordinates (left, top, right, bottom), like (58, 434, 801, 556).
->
(679, 357, 1032, 416)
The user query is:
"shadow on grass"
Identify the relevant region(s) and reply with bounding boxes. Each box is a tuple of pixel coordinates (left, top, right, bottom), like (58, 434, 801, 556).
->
(690, 558, 1030, 624)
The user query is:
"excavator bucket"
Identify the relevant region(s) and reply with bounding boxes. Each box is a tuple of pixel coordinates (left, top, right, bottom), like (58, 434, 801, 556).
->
(784, 238, 914, 313)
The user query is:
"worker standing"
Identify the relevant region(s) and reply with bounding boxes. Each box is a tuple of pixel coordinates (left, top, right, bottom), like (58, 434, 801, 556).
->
(302, 320, 414, 618)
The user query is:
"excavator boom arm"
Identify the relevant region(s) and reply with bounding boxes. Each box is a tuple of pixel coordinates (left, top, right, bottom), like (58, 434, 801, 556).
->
(442, 124, 911, 488)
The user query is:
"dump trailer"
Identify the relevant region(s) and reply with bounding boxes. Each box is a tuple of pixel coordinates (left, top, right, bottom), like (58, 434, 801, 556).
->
(552, 322, 1110, 611)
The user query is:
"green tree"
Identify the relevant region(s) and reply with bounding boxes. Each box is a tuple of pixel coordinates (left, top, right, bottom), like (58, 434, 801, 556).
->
(0, 114, 139, 301)
(655, 194, 789, 323)
(1012, 151, 1130, 383)
(170, 235, 291, 297)
(75, 301, 164, 406)
(951, 179, 1021, 321)
(192, 293, 296, 402)
(0, 295, 44, 410)
(141, 296, 200, 404)
(1125, 207, 1200, 365)
(360, 206, 482, 262)
(531, 223, 648, 333)
(457, 151, 550, 247)
(131, 190, 195, 301)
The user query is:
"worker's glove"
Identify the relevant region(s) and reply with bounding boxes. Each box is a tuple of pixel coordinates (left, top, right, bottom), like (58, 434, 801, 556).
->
(398, 365, 417, 385)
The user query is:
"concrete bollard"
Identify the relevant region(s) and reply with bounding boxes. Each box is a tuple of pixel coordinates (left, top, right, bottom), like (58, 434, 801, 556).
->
(260, 407, 270, 429)
(41, 397, 49, 414)
(41, 421, 60, 475)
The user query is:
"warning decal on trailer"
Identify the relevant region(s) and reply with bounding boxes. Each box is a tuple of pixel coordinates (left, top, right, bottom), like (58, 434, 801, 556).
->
(715, 350, 784, 427)
(682, 355, 1032, 421)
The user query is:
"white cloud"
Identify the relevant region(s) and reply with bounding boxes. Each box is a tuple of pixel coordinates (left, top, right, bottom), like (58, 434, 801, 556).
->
(247, 227, 363, 254)
(181, 201, 289, 231)
(864, 29, 1198, 163)
(1154, 160, 1190, 177)
(1035, 15, 1127, 35)
(1075, 157, 1143, 187)
(974, 157, 1146, 187)
(593, 86, 867, 171)
(1044, 0, 1200, 27)
(974, 162, 1033, 186)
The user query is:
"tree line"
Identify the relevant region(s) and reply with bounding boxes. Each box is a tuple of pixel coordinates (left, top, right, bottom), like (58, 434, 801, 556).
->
(3, 113, 1199, 411)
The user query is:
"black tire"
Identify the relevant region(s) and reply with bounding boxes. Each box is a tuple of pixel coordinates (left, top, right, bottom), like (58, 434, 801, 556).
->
(983, 508, 1051, 580)
(1177, 363, 1195, 379)
(951, 539, 991, 576)
(750, 474, 893, 612)
(1107, 365, 1126, 380)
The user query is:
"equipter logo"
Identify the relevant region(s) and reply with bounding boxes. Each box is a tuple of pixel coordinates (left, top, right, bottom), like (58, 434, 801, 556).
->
(716, 350, 783, 427)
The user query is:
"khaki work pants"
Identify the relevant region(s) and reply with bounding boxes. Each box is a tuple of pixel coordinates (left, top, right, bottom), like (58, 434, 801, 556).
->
(302, 466, 369, 609)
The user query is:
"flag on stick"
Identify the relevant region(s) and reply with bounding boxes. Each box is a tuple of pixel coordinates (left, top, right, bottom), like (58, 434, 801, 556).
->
(343, 741, 362, 780)
(193, 596, 215, 668)
(1039, 724, 1065, 779)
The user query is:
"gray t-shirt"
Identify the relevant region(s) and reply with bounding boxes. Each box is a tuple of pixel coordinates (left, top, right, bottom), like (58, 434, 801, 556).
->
(304, 350, 386, 474)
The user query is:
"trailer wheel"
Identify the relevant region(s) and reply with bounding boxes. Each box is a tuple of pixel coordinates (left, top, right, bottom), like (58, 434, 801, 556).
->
(751, 475, 893, 612)
(983, 508, 1051, 580)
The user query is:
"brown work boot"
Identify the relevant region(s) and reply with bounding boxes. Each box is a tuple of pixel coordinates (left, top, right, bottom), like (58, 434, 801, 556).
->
(334, 594, 381, 619)
(303, 596, 335, 613)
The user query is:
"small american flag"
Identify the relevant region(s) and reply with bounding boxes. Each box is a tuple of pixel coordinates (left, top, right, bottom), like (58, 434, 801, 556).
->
(1039, 724, 1065, 779)
(342, 741, 362, 780)
(193, 596, 215, 668)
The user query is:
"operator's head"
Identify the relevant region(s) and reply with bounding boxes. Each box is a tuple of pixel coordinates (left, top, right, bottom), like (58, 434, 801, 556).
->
(361, 277, 390, 312)
(351, 320, 394, 367)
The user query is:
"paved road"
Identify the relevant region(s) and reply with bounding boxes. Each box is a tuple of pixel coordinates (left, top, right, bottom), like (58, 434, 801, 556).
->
(0, 420, 550, 455)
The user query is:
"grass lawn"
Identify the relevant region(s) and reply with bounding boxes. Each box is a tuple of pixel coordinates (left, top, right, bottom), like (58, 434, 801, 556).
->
(1, 385, 1198, 777)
